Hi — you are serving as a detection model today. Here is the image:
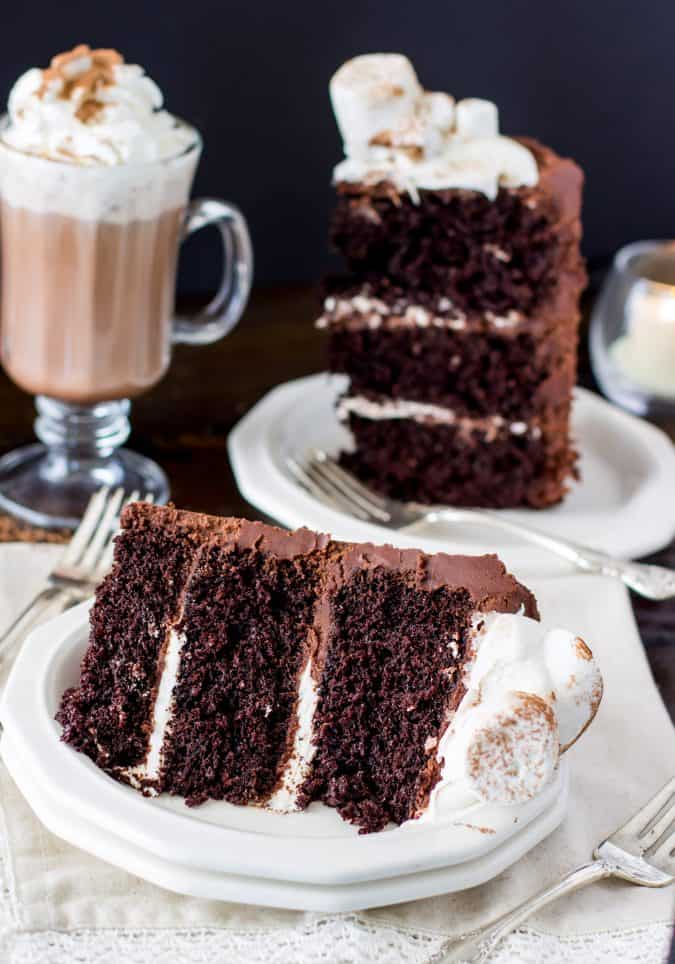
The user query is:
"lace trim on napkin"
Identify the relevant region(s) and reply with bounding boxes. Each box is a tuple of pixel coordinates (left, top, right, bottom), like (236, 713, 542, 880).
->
(0, 797, 673, 963)
(0, 913, 673, 964)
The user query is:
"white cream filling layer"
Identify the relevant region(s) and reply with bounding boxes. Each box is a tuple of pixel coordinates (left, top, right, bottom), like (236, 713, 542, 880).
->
(336, 395, 538, 439)
(121, 627, 184, 792)
(316, 295, 523, 333)
(266, 658, 320, 812)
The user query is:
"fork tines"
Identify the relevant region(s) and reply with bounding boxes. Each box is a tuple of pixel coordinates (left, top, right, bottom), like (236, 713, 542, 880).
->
(287, 450, 392, 523)
(612, 776, 675, 866)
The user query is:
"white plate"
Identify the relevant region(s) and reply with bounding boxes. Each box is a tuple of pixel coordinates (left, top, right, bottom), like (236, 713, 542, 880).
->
(228, 374, 675, 565)
(0, 601, 569, 910)
(0, 733, 567, 912)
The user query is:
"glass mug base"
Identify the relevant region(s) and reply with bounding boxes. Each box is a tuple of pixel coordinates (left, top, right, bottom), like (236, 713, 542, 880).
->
(0, 397, 170, 529)
(0, 444, 170, 530)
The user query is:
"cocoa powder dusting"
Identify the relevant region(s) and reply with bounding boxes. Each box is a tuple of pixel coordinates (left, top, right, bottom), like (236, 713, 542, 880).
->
(38, 44, 124, 122)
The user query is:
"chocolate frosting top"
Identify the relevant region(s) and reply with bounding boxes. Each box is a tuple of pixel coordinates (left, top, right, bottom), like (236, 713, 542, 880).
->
(122, 503, 330, 559)
(122, 503, 537, 618)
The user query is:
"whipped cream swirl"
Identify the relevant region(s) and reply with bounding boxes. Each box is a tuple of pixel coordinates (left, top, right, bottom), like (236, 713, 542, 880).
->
(3, 45, 193, 165)
(330, 53, 538, 200)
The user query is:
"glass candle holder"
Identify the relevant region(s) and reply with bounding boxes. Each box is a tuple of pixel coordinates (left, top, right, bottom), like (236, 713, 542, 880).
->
(590, 240, 675, 418)
(0, 116, 252, 528)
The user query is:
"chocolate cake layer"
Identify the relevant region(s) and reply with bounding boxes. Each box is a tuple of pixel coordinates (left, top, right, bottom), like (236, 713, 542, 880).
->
(57, 508, 208, 772)
(300, 540, 536, 831)
(319, 140, 584, 508)
(160, 540, 321, 807)
(330, 141, 585, 318)
(340, 403, 575, 508)
(300, 568, 474, 831)
(58, 504, 537, 831)
(328, 322, 576, 419)
(57, 505, 328, 781)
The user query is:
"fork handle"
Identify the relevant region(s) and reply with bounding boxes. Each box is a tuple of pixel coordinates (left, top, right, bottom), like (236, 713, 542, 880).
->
(0, 586, 63, 661)
(430, 860, 612, 963)
(429, 508, 675, 601)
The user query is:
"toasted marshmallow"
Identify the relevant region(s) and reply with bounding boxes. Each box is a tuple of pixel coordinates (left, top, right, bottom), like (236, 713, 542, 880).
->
(329, 54, 422, 161)
(329, 53, 538, 199)
(413, 612, 602, 823)
(455, 98, 499, 140)
(542, 630, 603, 751)
(464, 691, 560, 804)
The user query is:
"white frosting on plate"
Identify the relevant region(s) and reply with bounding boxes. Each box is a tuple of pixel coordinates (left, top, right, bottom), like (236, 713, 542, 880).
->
(414, 612, 602, 824)
(330, 54, 538, 200)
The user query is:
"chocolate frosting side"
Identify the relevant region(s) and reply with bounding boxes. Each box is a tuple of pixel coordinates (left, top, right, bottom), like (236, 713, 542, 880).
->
(121, 504, 538, 618)
(518, 137, 584, 228)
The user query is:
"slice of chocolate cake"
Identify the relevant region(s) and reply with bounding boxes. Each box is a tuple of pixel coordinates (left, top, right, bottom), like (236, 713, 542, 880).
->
(318, 54, 586, 508)
(58, 504, 602, 833)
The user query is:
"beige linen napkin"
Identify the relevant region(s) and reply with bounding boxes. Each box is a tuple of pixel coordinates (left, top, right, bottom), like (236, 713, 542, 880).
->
(0, 543, 673, 962)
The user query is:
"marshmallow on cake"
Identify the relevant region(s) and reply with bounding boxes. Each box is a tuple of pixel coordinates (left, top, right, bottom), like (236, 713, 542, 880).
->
(318, 53, 586, 508)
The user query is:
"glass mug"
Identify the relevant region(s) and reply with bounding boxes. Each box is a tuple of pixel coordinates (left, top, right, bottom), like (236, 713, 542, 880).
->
(0, 116, 252, 527)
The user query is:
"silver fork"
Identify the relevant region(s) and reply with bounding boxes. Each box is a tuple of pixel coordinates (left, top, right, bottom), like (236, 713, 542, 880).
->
(287, 450, 675, 601)
(430, 776, 675, 963)
(0, 486, 149, 662)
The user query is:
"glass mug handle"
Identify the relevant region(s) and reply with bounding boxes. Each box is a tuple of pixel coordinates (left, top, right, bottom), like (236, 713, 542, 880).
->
(172, 198, 253, 345)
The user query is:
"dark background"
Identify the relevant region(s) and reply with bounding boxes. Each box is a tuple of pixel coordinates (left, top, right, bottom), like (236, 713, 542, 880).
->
(3, 0, 674, 290)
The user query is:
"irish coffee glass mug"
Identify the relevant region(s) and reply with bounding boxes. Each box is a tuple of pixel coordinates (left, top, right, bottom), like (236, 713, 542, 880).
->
(0, 118, 252, 527)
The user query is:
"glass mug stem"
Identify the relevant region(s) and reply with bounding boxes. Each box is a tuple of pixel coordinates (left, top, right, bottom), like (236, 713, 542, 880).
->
(0, 187, 253, 529)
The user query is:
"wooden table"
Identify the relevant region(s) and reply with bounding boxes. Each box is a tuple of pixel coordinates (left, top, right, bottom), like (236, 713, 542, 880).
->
(0, 284, 672, 719)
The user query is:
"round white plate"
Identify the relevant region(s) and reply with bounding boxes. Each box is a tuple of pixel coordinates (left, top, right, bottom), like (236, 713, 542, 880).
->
(0, 602, 568, 910)
(228, 374, 675, 565)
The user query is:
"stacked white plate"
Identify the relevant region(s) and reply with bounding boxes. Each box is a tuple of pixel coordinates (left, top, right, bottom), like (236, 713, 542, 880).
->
(1, 600, 569, 912)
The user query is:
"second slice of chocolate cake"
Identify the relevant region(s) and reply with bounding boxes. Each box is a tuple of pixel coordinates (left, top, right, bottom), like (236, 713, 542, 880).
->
(318, 54, 586, 508)
(58, 504, 602, 833)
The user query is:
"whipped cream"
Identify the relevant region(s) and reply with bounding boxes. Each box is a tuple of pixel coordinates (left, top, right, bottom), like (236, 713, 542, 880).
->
(330, 54, 538, 200)
(415, 612, 602, 823)
(2, 45, 192, 165)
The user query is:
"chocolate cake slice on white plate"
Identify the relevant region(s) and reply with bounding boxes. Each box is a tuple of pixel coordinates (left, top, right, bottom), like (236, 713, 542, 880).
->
(58, 503, 602, 833)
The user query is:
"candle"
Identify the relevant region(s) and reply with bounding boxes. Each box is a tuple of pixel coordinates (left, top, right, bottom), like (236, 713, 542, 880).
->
(611, 276, 675, 398)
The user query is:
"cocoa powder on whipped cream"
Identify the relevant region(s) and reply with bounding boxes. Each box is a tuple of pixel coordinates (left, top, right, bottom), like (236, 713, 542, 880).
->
(2, 44, 191, 164)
